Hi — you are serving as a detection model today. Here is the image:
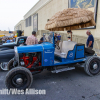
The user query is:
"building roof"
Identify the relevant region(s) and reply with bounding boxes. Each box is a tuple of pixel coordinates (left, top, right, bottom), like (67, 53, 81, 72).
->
(14, 20, 24, 30)
(24, 0, 51, 19)
(15, 20, 24, 27)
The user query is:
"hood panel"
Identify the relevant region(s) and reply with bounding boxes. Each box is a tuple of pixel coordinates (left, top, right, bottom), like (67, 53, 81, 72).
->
(3, 42, 16, 45)
(17, 42, 54, 53)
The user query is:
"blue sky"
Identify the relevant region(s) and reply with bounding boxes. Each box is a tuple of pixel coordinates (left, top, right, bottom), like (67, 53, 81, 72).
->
(0, 0, 39, 31)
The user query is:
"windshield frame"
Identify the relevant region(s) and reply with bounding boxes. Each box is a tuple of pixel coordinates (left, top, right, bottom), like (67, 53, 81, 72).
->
(15, 37, 18, 44)
(43, 32, 54, 44)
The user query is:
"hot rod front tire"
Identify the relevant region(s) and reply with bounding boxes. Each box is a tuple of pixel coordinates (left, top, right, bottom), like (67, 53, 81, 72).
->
(84, 56, 100, 76)
(5, 67, 33, 90)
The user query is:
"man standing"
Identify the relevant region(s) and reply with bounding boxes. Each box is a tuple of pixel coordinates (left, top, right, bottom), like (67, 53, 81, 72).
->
(86, 30, 94, 49)
(57, 33, 61, 45)
(6, 38, 10, 43)
(67, 37, 71, 41)
(54, 33, 58, 44)
(57, 33, 61, 41)
(13, 37, 16, 42)
(67, 30, 72, 41)
(26, 31, 38, 45)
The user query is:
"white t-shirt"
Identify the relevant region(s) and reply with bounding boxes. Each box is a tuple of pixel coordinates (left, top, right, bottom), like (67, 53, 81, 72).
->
(68, 39, 71, 41)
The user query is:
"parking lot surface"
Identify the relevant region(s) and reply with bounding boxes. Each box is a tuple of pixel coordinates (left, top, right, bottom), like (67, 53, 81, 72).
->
(0, 68, 100, 100)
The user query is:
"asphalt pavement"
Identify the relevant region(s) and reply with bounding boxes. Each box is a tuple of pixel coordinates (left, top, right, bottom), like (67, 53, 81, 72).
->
(0, 67, 100, 100)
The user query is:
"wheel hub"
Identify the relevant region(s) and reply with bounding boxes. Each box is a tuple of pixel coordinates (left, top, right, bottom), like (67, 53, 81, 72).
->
(16, 78, 23, 85)
(93, 64, 98, 70)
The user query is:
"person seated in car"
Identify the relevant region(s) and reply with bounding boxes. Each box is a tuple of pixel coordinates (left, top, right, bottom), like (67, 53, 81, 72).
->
(38, 37, 43, 44)
(38, 34, 47, 44)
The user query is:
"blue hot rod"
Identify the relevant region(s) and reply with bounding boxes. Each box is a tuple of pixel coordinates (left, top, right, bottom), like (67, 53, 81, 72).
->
(5, 32, 100, 89)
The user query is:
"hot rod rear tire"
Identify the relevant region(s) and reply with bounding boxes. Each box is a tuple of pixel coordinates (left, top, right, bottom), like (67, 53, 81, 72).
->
(5, 67, 33, 90)
(84, 56, 100, 76)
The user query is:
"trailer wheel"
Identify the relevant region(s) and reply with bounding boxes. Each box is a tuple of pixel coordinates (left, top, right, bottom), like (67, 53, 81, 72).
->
(84, 56, 100, 76)
(5, 67, 33, 90)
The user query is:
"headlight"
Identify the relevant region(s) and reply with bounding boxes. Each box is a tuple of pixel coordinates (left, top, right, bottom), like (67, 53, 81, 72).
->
(14, 46, 19, 61)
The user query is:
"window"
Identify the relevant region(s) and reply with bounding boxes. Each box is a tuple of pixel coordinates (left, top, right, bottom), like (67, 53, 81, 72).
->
(25, 18, 28, 27)
(29, 16, 31, 26)
(25, 16, 31, 27)
(33, 14, 38, 32)
(18, 39, 25, 44)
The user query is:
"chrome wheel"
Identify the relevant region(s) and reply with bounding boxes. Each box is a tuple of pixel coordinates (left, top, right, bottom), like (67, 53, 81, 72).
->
(1, 62, 8, 71)
(93, 64, 98, 70)
(16, 78, 23, 85)
(12, 74, 27, 88)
